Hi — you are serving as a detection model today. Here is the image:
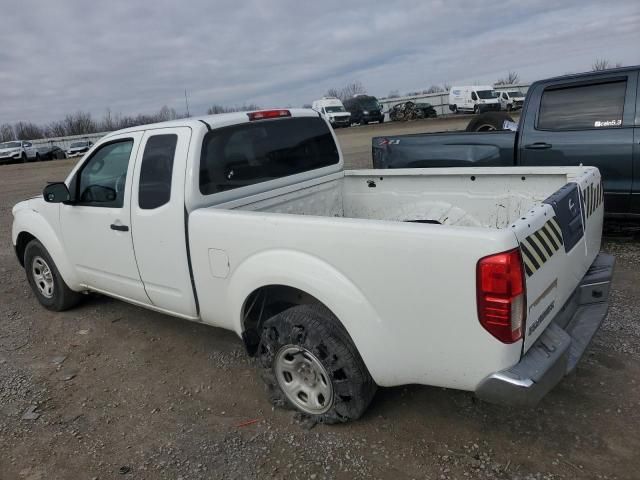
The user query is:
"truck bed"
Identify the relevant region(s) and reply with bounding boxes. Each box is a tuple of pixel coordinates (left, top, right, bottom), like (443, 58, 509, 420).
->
(188, 166, 603, 389)
(218, 166, 575, 228)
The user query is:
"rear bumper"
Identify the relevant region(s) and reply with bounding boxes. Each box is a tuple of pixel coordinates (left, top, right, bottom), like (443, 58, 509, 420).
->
(475, 252, 615, 406)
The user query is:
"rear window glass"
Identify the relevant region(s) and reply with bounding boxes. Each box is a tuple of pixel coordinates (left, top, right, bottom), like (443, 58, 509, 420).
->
(537, 80, 626, 130)
(199, 117, 339, 195)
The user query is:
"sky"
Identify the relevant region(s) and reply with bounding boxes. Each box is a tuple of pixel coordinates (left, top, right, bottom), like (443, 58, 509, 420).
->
(1, 0, 639, 125)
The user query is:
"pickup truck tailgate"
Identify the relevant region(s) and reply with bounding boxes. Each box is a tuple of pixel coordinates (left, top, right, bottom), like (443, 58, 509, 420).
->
(511, 168, 605, 352)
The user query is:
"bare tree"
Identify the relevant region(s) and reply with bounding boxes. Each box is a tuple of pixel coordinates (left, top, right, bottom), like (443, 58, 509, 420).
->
(206, 103, 261, 115)
(13, 121, 43, 140)
(387, 90, 401, 99)
(62, 111, 98, 135)
(495, 71, 520, 85)
(0, 124, 15, 142)
(443, 83, 451, 92)
(340, 81, 366, 100)
(423, 85, 445, 94)
(325, 88, 340, 98)
(592, 58, 610, 71)
(592, 58, 623, 71)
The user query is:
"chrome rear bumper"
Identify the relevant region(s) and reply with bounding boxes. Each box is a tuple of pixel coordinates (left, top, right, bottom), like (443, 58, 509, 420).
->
(475, 253, 615, 406)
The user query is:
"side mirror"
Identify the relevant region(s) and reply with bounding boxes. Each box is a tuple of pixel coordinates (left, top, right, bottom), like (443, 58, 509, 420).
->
(43, 182, 71, 203)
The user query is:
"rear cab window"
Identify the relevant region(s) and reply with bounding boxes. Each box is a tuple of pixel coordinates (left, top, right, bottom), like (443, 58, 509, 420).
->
(199, 116, 339, 195)
(537, 80, 627, 130)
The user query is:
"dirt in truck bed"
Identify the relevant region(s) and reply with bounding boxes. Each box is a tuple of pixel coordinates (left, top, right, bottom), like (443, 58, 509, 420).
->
(1, 120, 639, 480)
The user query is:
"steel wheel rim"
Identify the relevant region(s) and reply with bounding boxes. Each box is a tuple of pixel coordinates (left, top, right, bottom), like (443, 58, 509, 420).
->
(274, 345, 333, 415)
(32, 256, 54, 298)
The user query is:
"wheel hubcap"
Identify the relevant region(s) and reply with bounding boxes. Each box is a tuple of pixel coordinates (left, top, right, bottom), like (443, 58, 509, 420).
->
(274, 345, 333, 415)
(32, 256, 54, 298)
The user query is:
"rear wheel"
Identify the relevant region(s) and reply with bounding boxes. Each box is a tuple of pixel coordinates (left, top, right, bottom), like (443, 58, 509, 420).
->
(35, 153, 41, 162)
(257, 304, 377, 424)
(465, 111, 515, 132)
(24, 240, 82, 311)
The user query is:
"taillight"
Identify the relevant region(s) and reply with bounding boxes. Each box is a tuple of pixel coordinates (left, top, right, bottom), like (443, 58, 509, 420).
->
(247, 110, 291, 121)
(476, 248, 526, 343)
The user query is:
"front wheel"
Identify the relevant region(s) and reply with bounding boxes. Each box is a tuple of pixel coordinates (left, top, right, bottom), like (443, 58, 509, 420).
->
(24, 240, 83, 311)
(257, 304, 377, 424)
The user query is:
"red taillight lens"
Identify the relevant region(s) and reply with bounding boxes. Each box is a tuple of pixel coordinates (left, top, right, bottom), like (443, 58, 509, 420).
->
(247, 109, 291, 121)
(476, 248, 526, 343)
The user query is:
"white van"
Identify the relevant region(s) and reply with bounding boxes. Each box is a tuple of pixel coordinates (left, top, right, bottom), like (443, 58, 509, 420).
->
(448, 86, 500, 114)
(497, 90, 526, 111)
(312, 97, 351, 128)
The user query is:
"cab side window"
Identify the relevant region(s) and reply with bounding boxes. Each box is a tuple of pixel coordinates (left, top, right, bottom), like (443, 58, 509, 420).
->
(77, 140, 134, 207)
(139, 134, 177, 209)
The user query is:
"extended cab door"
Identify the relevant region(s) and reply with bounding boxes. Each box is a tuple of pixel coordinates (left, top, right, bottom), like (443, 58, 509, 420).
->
(519, 71, 637, 214)
(61, 132, 149, 303)
(130, 127, 198, 318)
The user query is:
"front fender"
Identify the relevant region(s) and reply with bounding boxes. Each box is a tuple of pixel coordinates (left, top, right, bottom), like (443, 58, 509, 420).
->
(226, 249, 387, 384)
(12, 205, 81, 290)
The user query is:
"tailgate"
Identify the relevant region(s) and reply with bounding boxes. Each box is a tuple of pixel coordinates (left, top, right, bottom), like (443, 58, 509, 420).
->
(511, 168, 604, 352)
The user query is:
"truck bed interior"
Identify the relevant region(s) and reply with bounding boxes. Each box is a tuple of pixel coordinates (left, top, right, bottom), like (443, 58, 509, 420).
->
(220, 169, 575, 229)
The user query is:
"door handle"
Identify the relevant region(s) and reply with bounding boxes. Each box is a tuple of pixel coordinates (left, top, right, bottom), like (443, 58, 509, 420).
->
(110, 224, 129, 232)
(524, 142, 552, 150)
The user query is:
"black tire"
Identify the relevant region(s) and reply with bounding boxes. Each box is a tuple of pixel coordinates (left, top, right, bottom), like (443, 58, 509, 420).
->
(21, 153, 27, 163)
(473, 105, 479, 114)
(35, 153, 41, 162)
(257, 304, 377, 424)
(465, 111, 515, 132)
(24, 240, 82, 311)
(452, 105, 458, 113)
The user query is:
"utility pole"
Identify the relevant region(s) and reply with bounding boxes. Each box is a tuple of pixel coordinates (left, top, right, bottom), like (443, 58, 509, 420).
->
(184, 89, 191, 117)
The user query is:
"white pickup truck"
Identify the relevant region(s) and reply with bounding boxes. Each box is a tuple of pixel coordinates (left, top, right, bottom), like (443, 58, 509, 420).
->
(12, 109, 614, 423)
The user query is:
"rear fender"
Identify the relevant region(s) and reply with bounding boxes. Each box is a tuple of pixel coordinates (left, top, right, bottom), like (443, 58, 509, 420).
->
(227, 249, 384, 382)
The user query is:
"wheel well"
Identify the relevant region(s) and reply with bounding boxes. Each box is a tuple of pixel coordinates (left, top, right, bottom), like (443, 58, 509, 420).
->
(15, 232, 36, 267)
(241, 285, 324, 356)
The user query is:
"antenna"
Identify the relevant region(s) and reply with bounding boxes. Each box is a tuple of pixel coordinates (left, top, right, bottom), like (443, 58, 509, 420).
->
(184, 89, 191, 117)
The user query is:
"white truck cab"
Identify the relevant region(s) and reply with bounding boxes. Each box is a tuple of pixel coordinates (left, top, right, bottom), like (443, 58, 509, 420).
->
(12, 109, 614, 423)
(311, 97, 351, 128)
(449, 85, 501, 114)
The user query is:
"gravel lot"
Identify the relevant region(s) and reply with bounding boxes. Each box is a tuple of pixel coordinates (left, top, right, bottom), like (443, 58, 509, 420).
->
(1, 116, 639, 480)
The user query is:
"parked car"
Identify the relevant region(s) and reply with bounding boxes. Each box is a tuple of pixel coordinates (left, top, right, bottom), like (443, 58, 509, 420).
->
(66, 140, 93, 157)
(374, 66, 640, 217)
(312, 97, 351, 128)
(343, 95, 384, 125)
(448, 86, 501, 114)
(12, 108, 613, 423)
(37, 145, 67, 161)
(497, 90, 526, 111)
(389, 101, 437, 121)
(0, 140, 39, 164)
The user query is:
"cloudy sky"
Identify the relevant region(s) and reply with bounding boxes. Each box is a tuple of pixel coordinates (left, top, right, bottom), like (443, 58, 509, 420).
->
(2, 0, 639, 125)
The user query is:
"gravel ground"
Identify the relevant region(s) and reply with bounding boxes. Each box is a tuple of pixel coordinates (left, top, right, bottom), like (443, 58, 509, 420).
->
(1, 117, 639, 480)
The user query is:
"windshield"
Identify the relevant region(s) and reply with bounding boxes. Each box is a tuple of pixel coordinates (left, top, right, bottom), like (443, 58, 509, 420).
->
(476, 90, 495, 99)
(70, 142, 88, 148)
(324, 106, 345, 113)
(0, 142, 21, 149)
(360, 99, 380, 110)
(508, 91, 522, 98)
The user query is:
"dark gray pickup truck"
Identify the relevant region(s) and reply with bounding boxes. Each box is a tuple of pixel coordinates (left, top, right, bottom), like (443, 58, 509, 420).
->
(373, 66, 640, 217)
